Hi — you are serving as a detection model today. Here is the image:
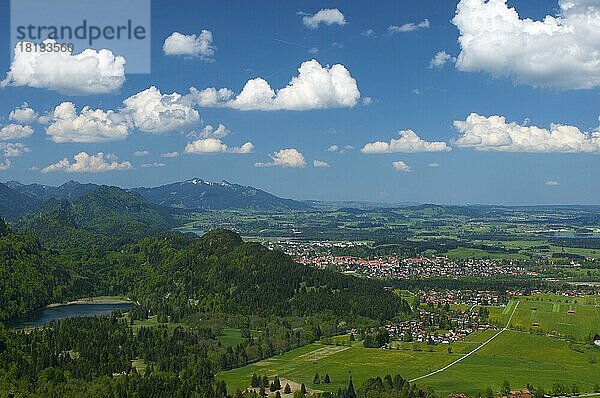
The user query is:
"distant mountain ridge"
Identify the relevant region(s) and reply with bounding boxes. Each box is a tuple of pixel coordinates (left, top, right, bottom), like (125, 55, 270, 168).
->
(0, 183, 41, 221)
(6, 180, 99, 202)
(0, 178, 311, 220)
(16, 185, 176, 250)
(131, 178, 311, 212)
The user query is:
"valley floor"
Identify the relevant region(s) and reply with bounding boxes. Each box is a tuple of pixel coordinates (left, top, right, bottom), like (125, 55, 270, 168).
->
(218, 329, 600, 396)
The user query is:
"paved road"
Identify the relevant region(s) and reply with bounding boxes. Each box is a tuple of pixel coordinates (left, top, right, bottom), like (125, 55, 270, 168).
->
(409, 301, 520, 383)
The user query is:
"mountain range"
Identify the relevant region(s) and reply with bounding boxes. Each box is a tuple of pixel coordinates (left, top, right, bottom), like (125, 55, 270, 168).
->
(0, 178, 311, 221)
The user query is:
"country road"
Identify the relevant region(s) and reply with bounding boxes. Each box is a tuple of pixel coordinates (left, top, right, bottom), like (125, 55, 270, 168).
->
(409, 300, 520, 383)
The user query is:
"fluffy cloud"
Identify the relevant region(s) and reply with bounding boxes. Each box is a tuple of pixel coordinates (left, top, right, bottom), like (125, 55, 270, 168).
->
(133, 150, 150, 156)
(0, 159, 10, 170)
(9, 103, 38, 124)
(0, 124, 34, 140)
(302, 9, 347, 29)
(0, 143, 30, 158)
(545, 180, 559, 186)
(255, 148, 306, 168)
(1, 40, 125, 94)
(184, 138, 254, 154)
(428, 51, 456, 69)
(453, 113, 600, 153)
(428, 162, 440, 167)
(44, 102, 129, 143)
(198, 123, 229, 139)
(190, 60, 360, 111)
(184, 123, 252, 154)
(362, 130, 451, 153)
(388, 19, 429, 34)
(392, 161, 412, 172)
(327, 144, 353, 153)
(163, 30, 215, 60)
(452, 0, 600, 89)
(161, 151, 179, 158)
(313, 160, 330, 168)
(188, 87, 234, 107)
(42, 152, 132, 173)
(123, 86, 200, 134)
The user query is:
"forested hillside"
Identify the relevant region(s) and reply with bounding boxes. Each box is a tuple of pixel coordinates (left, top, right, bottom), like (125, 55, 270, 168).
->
(1, 186, 409, 322)
(0, 220, 78, 321)
(16, 186, 177, 251)
(0, 201, 411, 396)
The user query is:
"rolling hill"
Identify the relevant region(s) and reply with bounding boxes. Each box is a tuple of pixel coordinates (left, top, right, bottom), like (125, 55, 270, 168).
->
(131, 178, 312, 211)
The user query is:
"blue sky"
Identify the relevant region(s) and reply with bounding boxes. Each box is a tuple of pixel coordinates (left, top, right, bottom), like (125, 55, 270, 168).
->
(0, 0, 599, 204)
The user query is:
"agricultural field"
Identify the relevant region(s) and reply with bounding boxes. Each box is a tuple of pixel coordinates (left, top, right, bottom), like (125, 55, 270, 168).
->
(218, 328, 261, 346)
(218, 330, 600, 396)
(488, 295, 600, 341)
(181, 205, 600, 262)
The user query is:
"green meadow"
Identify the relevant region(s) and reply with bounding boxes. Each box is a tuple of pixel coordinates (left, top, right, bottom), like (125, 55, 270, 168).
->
(218, 330, 600, 396)
(489, 296, 600, 341)
(218, 328, 261, 346)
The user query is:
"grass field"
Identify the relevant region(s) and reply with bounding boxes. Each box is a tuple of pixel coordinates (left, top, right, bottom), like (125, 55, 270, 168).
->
(218, 330, 600, 396)
(489, 295, 600, 341)
(130, 315, 190, 335)
(218, 328, 261, 346)
(445, 247, 528, 260)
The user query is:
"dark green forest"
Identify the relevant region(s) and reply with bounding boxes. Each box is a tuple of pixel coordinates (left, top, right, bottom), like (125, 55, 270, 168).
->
(0, 187, 412, 397)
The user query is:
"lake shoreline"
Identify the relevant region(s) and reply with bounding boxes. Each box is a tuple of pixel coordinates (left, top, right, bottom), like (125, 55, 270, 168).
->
(45, 296, 134, 308)
(6, 300, 134, 330)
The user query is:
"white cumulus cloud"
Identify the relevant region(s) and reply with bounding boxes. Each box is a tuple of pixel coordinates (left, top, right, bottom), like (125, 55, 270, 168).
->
(184, 138, 254, 154)
(327, 144, 354, 153)
(198, 123, 229, 139)
(453, 113, 600, 153)
(190, 60, 360, 111)
(545, 180, 559, 186)
(161, 151, 179, 158)
(188, 87, 234, 107)
(362, 130, 451, 153)
(392, 161, 412, 172)
(313, 159, 330, 168)
(44, 102, 129, 143)
(9, 103, 38, 124)
(302, 9, 347, 29)
(123, 86, 200, 134)
(255, 148, 306, 168)
(42, 152, 132, 173)
(0, 143, 30, 158)
(0, 124, 34, 140)
(1, 40, 125, 94)
(0, 159, 10, 170)
(428, 51, 456, 69)
(163, 30, 215, 60)
(452, 0, 600, 89)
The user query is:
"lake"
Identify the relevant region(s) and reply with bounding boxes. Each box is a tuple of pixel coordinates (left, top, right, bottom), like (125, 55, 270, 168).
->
(5, 303, 132, 329)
